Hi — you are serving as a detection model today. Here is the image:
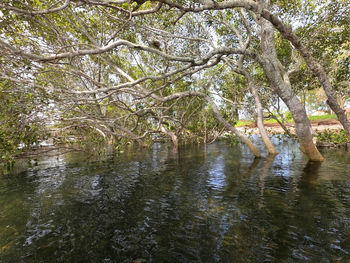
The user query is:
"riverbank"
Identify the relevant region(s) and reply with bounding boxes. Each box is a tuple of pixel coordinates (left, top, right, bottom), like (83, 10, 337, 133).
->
(236, 119, 346, 135)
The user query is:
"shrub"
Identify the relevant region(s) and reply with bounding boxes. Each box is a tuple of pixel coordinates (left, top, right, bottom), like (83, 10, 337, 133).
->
(315, 129, 349, 145)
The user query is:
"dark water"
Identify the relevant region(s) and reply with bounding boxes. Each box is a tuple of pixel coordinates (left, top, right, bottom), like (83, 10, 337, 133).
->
(1, 139, 350, 262)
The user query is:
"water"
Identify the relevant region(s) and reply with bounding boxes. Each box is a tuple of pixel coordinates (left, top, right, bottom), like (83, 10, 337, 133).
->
(1, 139, 350, 262)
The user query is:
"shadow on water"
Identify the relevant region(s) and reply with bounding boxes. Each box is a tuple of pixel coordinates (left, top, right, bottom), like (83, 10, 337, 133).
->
(298, 160, 322, 188)
(0, 139, 350, 262)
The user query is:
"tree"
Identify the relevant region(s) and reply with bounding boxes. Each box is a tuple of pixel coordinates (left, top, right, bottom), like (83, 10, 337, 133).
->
(0, 79, 47, 164)
(0, 0, 347, 162)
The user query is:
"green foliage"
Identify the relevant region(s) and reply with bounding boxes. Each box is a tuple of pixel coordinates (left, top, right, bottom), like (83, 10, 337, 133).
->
(0, 82, 47, 165)
(55, 126, 107, 150)
(0, 0, 348, 160)
(275, 33, 293, 66)
(224, 133, 239, 145)
(315, 129, 349, 145)
(285, 111, 293, 121)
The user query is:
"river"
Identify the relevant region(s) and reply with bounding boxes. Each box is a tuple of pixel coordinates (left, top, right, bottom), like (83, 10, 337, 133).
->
(1, 138, 350, 262)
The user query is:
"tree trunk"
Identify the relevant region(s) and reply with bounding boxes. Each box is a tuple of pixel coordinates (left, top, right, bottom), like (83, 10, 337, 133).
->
(160, 126, 179, 151)
(207, 97, 261, 158)
(258, 16, 324, 161)
(250, 83, 278, 155)
(224, 58, 278, 155)
(148, 89, 261, 157)
(268, 112, 293, 137)
(203, 107, 207, 144)
(260, 8, 350, 137)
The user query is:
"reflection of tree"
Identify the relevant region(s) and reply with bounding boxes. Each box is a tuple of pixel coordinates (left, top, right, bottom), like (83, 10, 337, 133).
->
(298, 161, 322, 189)
(258, 155, 276, 208)
(215, 156, 350, 262)
(0, 174, 36, 261)
(290, 161, 350, 261)
(223, 156, 259, 197)
(2, 143, 350, 261)
(214, 155, 283, 262)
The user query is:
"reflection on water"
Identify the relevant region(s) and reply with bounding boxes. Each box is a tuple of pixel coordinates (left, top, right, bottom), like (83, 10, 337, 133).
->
(208, 155, 226, 191)
(1, 139, 350, 262)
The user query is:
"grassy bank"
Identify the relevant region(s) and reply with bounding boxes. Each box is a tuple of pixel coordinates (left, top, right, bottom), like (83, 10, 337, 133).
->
(236, 113, 349, 127)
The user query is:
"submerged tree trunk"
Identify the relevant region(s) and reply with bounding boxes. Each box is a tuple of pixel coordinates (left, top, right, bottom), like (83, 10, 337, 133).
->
(259, 7, 350, 137)
(236, 67, 278, 155)
(206, 97, 261, 158)
(224, 58, 278, 155)
(160, 126, 179, 152)
(151, 91, 261, 157)
(258, 15, 324, 161)
(250, 83, 278, 155)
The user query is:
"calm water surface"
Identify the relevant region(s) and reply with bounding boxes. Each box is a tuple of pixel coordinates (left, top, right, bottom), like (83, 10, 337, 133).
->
(1, 138, 350, 262)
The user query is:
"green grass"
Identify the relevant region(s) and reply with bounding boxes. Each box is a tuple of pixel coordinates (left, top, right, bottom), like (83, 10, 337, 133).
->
(235, 112, 349, 127)
(264, 119, 280, 124)
(308, 114, 337, 121)
(235, 118, 284, 127)
(235, 120, 251, 127)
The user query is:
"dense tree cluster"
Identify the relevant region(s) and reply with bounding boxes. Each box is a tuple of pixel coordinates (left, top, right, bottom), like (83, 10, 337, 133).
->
(0, 0, 349, 163)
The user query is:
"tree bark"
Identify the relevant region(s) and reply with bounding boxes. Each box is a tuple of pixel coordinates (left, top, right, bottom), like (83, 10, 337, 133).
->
(156, 0, 350, 137)
(258, 16, 324, 161)
(258, 10, 350, 137)
(250, 83, 278, 155)
(207, 97, 261, 158)
(203, 105, 207, 143)
(224, 58, 278, 155)
(160, 126, 179, 151)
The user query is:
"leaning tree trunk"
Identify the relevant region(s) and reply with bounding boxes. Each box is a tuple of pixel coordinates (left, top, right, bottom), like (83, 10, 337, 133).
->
(268, 112, 293, 137)
(113, 64, 260, 156)
(207, 97, 262, 158)
(259, 8, 350, 137)
(239, 71, 278, 155)
(148, 90, 261, 158)
(258, 15, 324, 161)
(250, 83, 278, 155)
(160, 126, 179, 152)
(225, 59, 278, 155)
